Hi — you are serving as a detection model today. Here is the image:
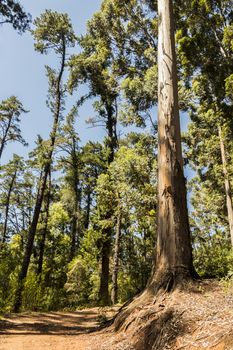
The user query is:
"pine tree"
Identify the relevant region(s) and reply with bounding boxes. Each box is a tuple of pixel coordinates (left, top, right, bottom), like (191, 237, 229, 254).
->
(13, 11, 76, 312)
(0, 97, 28, 160)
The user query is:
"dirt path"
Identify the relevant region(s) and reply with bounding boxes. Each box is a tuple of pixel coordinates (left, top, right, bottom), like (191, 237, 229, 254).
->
(0, 308, 118, 350)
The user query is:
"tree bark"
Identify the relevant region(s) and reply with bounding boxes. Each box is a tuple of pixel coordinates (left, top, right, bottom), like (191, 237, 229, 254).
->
(99, 227, 111, 305)
(69, 169, 80, 260)
(149, 0, 195, 291)
(13, 38, 66, 313)
(99, 102, 117, 305)
(69, 136, 81, 261)
(111, 210, 121, 304)
(84, 190, 91, 230)
(218, 125, 233, 247)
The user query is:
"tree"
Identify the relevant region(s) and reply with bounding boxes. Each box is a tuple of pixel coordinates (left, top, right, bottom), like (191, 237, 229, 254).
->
(36, 170, 51, 277)
(66, 134, 156, 307)
(0, 154, 24, 244)
(218, 124, 233, 246)
(107, 136, 157, 303)
(0, 0, 30, 32)
(0, 96, 28, 160)
(69, 17, 121, 304)
(13, 10, 76, 312)
(57, 112, 81, 261)
(177, 0, 233, 246)
(80, 141, 107, 231)
(148, 0, 195, 290)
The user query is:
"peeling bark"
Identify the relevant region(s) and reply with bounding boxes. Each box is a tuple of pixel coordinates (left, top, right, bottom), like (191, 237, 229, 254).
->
(149, 0, 195, 290)
(218, 125, 233, 247)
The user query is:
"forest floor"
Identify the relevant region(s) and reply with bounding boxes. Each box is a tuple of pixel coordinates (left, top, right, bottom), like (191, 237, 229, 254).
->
(0, 280, 233, 350)
(0, 307, 118, 350)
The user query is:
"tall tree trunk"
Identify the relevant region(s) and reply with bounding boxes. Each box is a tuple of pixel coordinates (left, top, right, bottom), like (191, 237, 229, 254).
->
(99, 103, 117, 305)
(69, 186, 80, 261)
(70, 211, 78, 261)
(2, 169, 17, 243)
(69, 138, 81, 261)
(84, 190, 91, 230)
(149, 0, 195, 291)
(99, 227, 111, 305)
(37, 171, 51, 277)
(218, 125, 233, 246)
(13, 38, 66, 312)
(111, 210, 121, 304)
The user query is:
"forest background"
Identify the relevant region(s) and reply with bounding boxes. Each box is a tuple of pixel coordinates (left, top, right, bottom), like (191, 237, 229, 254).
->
(0, 0, 233, 312)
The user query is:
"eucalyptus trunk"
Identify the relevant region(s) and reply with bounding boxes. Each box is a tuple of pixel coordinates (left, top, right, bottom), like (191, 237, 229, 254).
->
(218, 125, 233, 247)
(150, 0, 195, 290)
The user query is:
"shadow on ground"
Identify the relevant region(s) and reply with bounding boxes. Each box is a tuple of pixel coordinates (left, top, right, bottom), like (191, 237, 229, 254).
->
(0, 310, 101, 336)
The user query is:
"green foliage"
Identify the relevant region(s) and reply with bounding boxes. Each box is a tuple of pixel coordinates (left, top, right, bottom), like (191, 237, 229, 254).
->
(0, 249, 16, 311)
(0, 0, 31, 32)
(0, 96, 28, 158)
(22, 273, 43, 311)
(225, 74, 233, 100)
(1, 0, 233, 314)
(65, 257, 96, 306)
(32, 10, 76, 54)
(193, 231, 233, 278)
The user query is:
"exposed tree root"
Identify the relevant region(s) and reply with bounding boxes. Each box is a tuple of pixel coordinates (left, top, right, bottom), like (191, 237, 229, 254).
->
(109, 279, 233, 350)
(114, 270, 194, 331)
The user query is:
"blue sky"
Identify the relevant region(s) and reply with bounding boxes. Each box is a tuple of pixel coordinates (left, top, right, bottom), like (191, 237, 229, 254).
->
(0, 0, 105, 164)
(0, 0, 190, 166)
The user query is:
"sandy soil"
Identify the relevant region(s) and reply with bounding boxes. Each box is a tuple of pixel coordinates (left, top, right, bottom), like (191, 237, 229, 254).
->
(0, 308, 117, 350)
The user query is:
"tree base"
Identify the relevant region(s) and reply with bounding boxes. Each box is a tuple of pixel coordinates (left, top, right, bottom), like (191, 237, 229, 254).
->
(114, 268, 196, 331)
(111, 279, 233, 350)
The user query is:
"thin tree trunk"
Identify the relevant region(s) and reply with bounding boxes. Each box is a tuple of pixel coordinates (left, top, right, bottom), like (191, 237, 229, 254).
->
(149, 0, 195, 291)
(111, 210, 121, 304)
(37, 171, 51, 277)
(2, 169, 17, 243)
(99, 229, 111, 305)
(69, 137, 81, 261)
(13, 38, 66, 312)
(84, 190, 91, 230)
(99, 103, 117, 305)
(218, 125, 233, 246)
(70, 212, 78, 261)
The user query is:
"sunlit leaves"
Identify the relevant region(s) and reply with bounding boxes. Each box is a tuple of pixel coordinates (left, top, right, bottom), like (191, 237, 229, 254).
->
(32, 10, 76, 54)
